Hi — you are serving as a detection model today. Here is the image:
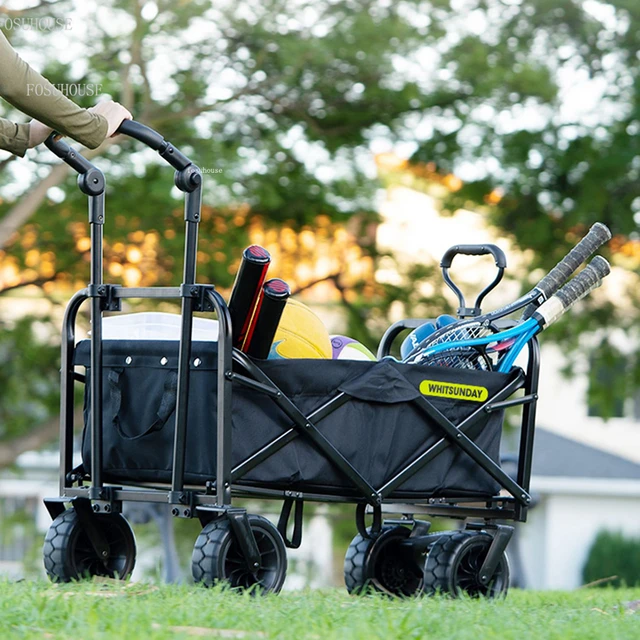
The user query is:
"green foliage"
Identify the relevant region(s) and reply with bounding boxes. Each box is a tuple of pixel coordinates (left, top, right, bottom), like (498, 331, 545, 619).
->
(586, 339, 630, 419)
(583, 530, 640, 588)
(410, 0, 640, 249)
(2, 0, 640, 449)
(0, 316, 59, 440)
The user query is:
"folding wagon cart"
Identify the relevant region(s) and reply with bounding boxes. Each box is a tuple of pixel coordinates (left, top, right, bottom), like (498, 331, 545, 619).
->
(42, 122, 540, 598)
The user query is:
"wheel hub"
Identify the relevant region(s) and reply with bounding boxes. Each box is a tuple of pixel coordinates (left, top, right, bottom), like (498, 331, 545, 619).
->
(380, 556, 410, 591)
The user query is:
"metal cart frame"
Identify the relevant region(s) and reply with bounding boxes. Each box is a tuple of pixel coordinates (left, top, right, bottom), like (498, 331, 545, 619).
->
(42, 122, 540, 595)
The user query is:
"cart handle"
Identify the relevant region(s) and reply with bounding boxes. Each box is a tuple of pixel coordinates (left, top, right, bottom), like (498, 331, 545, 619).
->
(440, 244, 507, 318)
(44, 133, 105, 197)
(45, 133, 96, 174)
(440, 244, 507, 269)
(116, 120, 193, 171)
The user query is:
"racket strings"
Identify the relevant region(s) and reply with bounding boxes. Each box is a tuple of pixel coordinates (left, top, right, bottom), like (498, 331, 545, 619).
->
(416, 348, 492, 371)
(405, 322, 498, 370)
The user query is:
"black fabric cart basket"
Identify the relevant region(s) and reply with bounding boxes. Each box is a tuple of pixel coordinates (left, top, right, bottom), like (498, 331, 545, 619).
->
(76, 339, 517, 500)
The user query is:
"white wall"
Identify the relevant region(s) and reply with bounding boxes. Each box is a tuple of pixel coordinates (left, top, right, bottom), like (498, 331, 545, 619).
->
(518, 485, 640, 589)
(536, 344, 640, 465)
(517, 495, 548, 590)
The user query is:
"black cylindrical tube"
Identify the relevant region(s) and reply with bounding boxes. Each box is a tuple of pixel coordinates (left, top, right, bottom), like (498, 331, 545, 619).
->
(244, 279, 291, 359)
(229, 245, 271, 349)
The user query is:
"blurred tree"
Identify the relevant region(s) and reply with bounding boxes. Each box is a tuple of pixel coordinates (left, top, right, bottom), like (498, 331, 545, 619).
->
(1, 0, 639, 458)
(0, 0, 445, 459)
(406, 0, 640, 416)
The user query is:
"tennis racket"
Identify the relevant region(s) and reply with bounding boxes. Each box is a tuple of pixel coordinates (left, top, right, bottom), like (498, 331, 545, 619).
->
(402, 222, 611, 365)
(520, 222, 611, 320)
(405, 256, 610, 372)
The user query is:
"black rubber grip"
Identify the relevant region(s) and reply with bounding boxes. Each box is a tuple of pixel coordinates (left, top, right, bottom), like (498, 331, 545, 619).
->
(556, 256, 610, 310)
(440, 244, 507, 268)
(521, 222, 611, 319)
(116, 120, 165, 150)
(44, 132, 94, 174)
(116, 120, 193, 170)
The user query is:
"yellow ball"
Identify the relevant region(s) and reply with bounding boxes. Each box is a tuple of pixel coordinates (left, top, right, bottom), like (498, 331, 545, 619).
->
(268, 299, 332, 359)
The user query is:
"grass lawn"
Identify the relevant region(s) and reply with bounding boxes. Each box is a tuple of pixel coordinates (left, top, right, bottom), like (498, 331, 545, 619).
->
(0, 580, 638, 639)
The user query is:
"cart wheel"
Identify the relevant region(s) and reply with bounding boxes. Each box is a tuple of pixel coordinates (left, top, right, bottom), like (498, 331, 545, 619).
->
(43, 508, 136, 583)
(192, 514, 287, 594)
(423, 531, 509, 598)
(344, 526, 423, 596)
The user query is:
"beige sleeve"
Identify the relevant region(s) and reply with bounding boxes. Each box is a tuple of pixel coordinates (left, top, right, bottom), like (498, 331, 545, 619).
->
(0, 118, 30, 156)
(0, 30, 108, 152)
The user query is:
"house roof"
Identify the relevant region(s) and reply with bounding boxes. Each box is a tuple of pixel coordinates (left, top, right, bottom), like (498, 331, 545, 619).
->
(512, 428, 640, 480)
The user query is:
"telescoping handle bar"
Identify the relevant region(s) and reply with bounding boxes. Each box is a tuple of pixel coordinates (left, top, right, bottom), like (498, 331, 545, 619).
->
(45, 133, 96, 174)
(44, 132, 108, 496)
(45, 121, 207, 502)
(116, 120, 193, 172)
(44, 133, 105, 198)
(440, 244, 507, 269)
(115, 121, 205, 498)
(45, 121, 197, 183)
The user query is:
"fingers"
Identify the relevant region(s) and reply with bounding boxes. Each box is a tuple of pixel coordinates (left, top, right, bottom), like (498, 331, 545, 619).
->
(89, 100, 134, 138)
(28, 119, 54, 148)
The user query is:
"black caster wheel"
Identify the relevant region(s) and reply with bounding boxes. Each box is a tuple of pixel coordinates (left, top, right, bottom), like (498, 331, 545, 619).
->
(423, 531, 510, 598)
(43, 508, 136, 583)
(344, 525, 423, 596)
(192, 514, 287, 594)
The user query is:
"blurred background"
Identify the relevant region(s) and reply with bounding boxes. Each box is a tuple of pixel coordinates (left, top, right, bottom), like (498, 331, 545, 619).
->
(1, 0, 640, 590)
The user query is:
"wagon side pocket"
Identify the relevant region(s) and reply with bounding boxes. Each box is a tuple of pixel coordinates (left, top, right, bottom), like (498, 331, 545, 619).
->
(107, 368, 178, 440)
(81, 361, 180, 478)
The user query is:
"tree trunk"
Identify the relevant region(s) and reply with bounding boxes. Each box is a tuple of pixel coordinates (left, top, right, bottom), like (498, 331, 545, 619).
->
(0, 134, 125, 250)
(0, 163, 70, 249)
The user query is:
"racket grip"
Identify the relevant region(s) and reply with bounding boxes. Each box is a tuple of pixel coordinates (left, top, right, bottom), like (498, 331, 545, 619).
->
(521, 222, 611, 320)
(534, 256, 610, 327)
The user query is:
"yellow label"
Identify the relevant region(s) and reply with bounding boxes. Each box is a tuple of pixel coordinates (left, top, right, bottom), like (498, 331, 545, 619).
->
(419, 380, 488, 402)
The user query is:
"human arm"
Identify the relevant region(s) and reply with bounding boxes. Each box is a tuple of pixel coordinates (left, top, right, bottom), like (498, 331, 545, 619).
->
(0, 118, 30, 156)
(0, 31, 130, 156)
(26, 101, 133, 148)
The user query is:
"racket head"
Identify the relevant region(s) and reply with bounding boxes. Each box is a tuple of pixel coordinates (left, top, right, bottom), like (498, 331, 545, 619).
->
(413, 347, 493, 370)
(403, 319, 499, 362)
(404, 319, 502, 370)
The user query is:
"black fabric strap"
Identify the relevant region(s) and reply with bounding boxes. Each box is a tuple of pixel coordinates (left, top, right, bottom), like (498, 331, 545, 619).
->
(108, 368, 178, 440)
(277, 498, 304, 549)
(356, 503, 382, 539)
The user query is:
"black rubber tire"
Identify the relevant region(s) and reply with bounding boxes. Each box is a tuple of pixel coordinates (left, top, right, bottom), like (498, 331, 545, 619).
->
(43, 508, 136, 583)
(192, 514, 287, 594)
(423, 531, 510, 598)
(344, 526, 423, 596)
